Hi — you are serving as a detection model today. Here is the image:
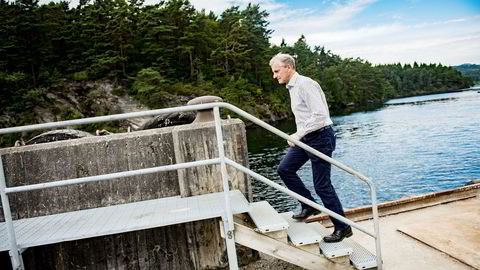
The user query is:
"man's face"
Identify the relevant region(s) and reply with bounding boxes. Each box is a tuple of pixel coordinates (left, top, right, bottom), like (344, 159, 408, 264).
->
(271, 63, 293, 85)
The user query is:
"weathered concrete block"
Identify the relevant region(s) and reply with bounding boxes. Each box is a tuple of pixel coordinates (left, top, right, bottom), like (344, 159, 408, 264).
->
(0, 118, 253, 269)
(172, 119, 251, 199)
(172, 119, 252, 269)
(0, 127, 178, 219)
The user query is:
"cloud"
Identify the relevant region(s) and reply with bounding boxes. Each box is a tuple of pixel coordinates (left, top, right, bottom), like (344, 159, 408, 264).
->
(186, 0, 233, 14)
(314, 16, 480, 65)
(188, 0, 287, 15)
(270, 0, 376, 33)
(327, 0, 377, 22)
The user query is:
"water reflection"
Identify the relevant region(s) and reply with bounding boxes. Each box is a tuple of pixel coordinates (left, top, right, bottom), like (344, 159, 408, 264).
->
(247, 90, 480, 212)
(386, 97, 460, 106)
(335, 121, 384, 139)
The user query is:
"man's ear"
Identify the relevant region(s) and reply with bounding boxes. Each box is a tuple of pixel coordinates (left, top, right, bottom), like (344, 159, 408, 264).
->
(287, 64, 294, 72)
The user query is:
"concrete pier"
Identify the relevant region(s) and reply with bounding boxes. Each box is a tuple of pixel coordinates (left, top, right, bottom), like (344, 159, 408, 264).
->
(0, 119, 253, 269)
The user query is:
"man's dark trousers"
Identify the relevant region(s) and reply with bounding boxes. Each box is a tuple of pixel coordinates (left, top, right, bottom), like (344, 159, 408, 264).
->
(277, 127, 348, 230)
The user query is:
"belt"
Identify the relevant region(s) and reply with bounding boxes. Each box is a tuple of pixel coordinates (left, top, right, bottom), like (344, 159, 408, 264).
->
(306, 125, 333, 137)
(317, 125, 333, 132)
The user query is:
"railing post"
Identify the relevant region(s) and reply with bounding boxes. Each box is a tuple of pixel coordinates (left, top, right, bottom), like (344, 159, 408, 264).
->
(213, 106, 238, 270)
(0, 156, 24, 270)
(370, 185, 383, 270)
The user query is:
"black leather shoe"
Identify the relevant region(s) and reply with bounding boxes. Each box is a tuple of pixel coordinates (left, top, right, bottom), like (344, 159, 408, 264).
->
(323, 226, 353, 243)
(292, 207, 320, 220)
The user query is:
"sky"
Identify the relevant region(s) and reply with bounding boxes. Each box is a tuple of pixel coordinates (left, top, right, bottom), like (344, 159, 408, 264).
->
(47, 0, 480, 66)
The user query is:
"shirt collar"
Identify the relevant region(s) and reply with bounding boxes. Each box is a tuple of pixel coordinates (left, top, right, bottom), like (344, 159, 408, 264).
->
(286, 72, 299, 90)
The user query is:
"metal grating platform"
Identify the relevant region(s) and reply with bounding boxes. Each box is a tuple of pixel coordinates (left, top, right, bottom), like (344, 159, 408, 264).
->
(280, 212, 322, 246)
(307, 222, 353, 259)
(0, 190, 249, 252)
(307, 221, 376, 269)
(343, 236, 377, 269)
(248, 201, 289, 233)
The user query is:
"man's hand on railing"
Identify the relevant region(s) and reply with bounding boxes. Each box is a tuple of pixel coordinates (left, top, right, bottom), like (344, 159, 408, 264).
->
(287, 133, 301, 147)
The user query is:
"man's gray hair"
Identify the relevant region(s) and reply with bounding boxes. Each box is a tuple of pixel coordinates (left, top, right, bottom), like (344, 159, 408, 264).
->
(269, 53, 296, 69)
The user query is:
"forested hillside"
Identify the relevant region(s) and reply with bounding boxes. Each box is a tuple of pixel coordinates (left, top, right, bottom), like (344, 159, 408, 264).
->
(454, 64, 480, 83)
(0, 0, 474, 146)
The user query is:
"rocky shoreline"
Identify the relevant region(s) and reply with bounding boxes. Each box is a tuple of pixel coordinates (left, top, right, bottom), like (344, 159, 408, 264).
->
(239, 253, 303, 270)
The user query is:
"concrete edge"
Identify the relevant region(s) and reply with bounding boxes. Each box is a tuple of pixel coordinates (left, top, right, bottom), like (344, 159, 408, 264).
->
(0, 126, 177, 153)
(0, 119, 245, 154)
(396, 224, 480, 270)
(307, 182, 480, 225)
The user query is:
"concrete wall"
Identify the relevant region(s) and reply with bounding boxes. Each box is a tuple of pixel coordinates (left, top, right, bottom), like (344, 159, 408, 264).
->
(0, 119, 254, 269)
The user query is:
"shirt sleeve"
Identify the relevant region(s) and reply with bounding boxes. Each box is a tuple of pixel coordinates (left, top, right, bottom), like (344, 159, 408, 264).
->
(296, 80, 330, 138)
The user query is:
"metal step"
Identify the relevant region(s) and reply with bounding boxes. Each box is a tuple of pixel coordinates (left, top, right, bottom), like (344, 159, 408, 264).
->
(226, 221, 339, 270)
(307, 222, 353, 259)
(248, 201, 289, 233)
(0, 190, 249, 252)
(344, 237, 377, 269)
(280, 212, 322, 246)
(309, 222, 377, 269)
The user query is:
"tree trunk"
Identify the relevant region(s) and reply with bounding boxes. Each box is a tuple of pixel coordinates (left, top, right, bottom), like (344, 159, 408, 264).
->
(31, 63, 36, 88)
(121, 44, 127, 77)
(189, 50, 193, 79)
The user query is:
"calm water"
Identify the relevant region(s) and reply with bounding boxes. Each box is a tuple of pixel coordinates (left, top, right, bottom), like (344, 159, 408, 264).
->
(247, 89, 480, 212)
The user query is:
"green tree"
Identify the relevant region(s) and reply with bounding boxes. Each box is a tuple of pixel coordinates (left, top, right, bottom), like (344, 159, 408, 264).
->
(212, 6, 251, 78)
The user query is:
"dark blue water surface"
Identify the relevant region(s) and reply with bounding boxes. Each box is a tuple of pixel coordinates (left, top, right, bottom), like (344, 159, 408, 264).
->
(247, 89, 480, 212)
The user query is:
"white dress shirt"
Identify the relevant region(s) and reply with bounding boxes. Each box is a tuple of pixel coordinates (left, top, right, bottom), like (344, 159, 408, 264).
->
(286, 72, 333, 139)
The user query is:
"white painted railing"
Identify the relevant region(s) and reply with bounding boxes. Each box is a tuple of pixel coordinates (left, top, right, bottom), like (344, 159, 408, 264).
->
(0, 102, 382, 270)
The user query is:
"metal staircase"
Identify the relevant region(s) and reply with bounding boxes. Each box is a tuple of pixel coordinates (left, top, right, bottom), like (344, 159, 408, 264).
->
(222, 200, 377, 270)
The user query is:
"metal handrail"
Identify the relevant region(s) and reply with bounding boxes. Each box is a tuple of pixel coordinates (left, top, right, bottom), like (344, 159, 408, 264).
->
(0, 102, 382, 270)
(219, 103, 383, 269)
(4, 159, 221, 194)
(0, 103, 224, 135)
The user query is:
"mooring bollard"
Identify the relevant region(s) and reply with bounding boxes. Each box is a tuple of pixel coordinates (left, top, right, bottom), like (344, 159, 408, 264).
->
(187, 96, 223, 123)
